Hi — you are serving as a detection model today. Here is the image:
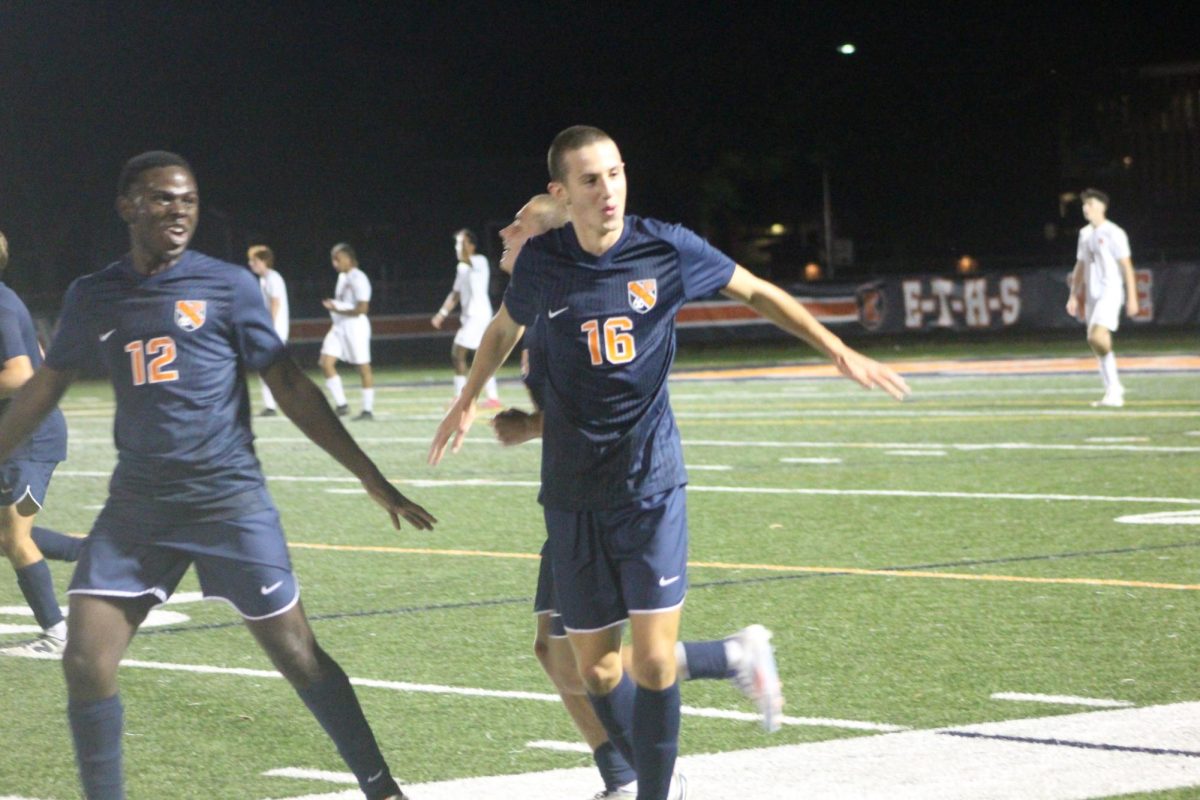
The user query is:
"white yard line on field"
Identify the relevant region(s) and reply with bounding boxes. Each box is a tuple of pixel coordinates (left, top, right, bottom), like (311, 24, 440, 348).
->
(990, 692, 1134, 708)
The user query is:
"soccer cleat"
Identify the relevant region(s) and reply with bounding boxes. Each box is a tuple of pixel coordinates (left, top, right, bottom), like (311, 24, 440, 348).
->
(353, 410, 374, 421)
(336, 404, 350, 417)
(1091, 388, 1125, 408)
(0, 632, 66, 658)
(668, 772, 687, 800)
(480, 398, 504, 410)
(258, 408, 278, 417)
(592, 787, 636, 799)
(730, 624, 784, 733)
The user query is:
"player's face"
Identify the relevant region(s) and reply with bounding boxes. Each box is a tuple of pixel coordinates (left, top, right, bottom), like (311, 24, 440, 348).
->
(1082, 197, 1107, 225)
(119, 166, 199, 262)
(498, 201, 552, 275)
(331, 250, 355, 272)
(455, 233, 474, 262)
(248, 255, 268, 276)
(552, 139, 626, 239)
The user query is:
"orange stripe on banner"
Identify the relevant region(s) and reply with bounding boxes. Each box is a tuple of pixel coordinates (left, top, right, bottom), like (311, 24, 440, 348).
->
(287, 542, 1200, 591)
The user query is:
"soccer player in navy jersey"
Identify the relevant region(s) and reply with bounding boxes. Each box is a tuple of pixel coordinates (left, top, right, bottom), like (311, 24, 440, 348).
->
(432, 127, 909, 800)
(0, 230, 77, 657)
(493, 195, 783, 799)
(0, 152, 435, 800)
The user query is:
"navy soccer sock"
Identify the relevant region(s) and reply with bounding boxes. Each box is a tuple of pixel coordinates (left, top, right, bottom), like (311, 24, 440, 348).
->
(296, 659, 402, 800)
(593, 739, 637, 792)
(68, 694, 125, 800)
(679, 639, 732, 680)
(632, 682, 681, 800)
(587, 671, 638, 770)
(15, 559, 64, 630)
(32, 526, 84, 562)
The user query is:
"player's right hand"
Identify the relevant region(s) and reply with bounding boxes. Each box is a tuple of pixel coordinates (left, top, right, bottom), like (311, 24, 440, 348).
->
(1065, 295, 1080, 320)
(491, 408, 542, 446)
(364, 479, 437, 531)
(428, 398, 477, 465)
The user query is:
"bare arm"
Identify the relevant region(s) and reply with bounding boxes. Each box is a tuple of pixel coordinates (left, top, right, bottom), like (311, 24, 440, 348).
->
(0, 355, 34, 397)
(431, 291, 460, 329)
(268, 296, 282, 323)
(321, 299, 370, 318)
(262, 356, 435, 530)
(428, 303, 524, 464)
(0, 366, 74, 463)
(720, 265, 910, 400)
(1119, 257, 1139, 316)
(1066, 260, 1086, 320)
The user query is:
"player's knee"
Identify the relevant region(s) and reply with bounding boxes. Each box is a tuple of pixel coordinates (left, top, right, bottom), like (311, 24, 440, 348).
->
(630, 649, 676, 690)
(578, 660, 622, 696)
(62, 645, 117, 699)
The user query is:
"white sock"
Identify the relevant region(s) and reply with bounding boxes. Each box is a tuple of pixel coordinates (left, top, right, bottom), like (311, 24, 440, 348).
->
(674, 641, 690, 681)
(453, 375, 466, 397)
(1100, 352, 1121, 392)
(724, 637, 745, 672)
(484, 377, 500, 401)
(361, 388, 375, 413)
(47, 620, 67, 641)
(261, 383, 276, 411)
(325, 375, 347, 406)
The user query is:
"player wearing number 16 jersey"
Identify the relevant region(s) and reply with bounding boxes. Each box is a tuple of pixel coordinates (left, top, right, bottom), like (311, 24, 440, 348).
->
(430, 126, 911, 800)
(0, 151, 432, 800)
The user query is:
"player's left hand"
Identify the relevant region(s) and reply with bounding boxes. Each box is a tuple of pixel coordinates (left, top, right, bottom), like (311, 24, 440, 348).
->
(833, 349, 911, 401)
(363, 477, 437, 531)
(428, 397, 477, 465)
(491, 408, 541, 446)
(1126, 297, 1140, 317)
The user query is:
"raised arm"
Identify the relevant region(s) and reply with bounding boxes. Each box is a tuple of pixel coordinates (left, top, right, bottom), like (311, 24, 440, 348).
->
(720, 265, 910, 400)
(0, 366, 74, 463)
(428, 303, 524, 464)
(261, 356, 435, 530)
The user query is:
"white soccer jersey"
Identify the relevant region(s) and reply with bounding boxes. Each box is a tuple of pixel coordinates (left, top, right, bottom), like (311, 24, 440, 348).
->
(259, 268, 289, 341)
(330, 267, 373, 326)
(452, 254, 493, 323)
(1076, 220, 1131, 304)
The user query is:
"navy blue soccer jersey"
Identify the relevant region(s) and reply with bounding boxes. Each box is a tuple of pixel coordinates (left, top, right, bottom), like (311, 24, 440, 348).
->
(0, 282, 67, 462)
(45, 251, 288, 523)
(504, 216, 735, 510)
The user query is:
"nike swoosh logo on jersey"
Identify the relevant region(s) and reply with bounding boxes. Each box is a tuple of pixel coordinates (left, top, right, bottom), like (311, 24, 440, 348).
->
(547, 306, 569, 318)
(658, 575, 681, 587)
(260, 580, 284, 596)
(99, 329, 117, 342)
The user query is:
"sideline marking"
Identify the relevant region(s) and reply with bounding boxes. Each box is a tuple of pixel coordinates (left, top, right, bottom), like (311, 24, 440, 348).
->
(991, 692, 1133, 708)
(0, 655, 900, 733)
(263, 768, 357, 785)
(287, 541, 1200, 592)
(939, 730, 1200, 758)
(527, 740, 592, 753)
(780, 457, 843, 464)
(1116, 510, 1200, 526)
(885, 449, 947, 456)
(1086, 436, 1149, 443)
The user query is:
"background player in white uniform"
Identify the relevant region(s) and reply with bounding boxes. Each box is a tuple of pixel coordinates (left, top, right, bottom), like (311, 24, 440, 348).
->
(320, 242, 375, 420)
(431, 228, 502, 407)
(1066, 188, 1139, 407)
(248, 244, 289, 416)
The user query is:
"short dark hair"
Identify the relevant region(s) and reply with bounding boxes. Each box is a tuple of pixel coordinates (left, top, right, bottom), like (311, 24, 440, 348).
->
(1080, 188, 1110, 207)
(0, 230, 8, 275)
(547, 125, 613, 183)
(247, 244, 275, 269)
(331, 242, 358, 263)
(455, 228, 478, 248)
(117, 151, 193, 197)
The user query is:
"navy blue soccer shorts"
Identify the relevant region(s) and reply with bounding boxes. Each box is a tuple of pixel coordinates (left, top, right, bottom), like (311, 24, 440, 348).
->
(68, 507, 298, 620)
(533, 539, 567, 638)
(0, 459, 57, 513)
(543, 485, 688, 634)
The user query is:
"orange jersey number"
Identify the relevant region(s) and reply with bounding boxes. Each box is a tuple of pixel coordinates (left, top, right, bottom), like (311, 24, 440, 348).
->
(581, 317, 636, 366)
(124, 337, 180, 385)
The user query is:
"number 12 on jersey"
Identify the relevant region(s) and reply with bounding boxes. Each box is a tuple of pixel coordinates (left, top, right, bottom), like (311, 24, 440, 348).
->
(582, 317, 636, 365)
(124, 337, 179, 385)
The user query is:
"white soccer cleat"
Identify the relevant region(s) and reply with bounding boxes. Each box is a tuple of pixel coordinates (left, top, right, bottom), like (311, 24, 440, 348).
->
(0, 632, 66, 658)
(668, 772, 687, 800)
(730, 624, 784, 733)
(1091, 387, 1125, 408)
(591, 787, 636, 799)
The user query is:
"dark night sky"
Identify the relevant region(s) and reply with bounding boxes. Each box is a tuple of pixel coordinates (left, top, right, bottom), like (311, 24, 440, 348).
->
(1, 1, 1196, 308)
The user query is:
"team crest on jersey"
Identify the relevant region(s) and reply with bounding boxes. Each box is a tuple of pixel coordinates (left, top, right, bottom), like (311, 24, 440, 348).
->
(174, 300, 207, 332)
(627, 279, 657, 313)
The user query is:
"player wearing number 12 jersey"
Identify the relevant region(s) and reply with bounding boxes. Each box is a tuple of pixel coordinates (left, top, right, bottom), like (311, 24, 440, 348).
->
(0, 150, 432, 800)
(430, 126, 911, 800)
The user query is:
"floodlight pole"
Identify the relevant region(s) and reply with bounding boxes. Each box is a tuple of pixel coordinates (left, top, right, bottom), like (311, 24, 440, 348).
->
(822, 165, 835, 280)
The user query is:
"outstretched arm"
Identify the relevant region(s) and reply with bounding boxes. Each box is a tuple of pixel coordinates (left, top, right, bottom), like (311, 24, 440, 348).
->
(720, 265, 910, 400)
(0, 366, 74, 463)
(262, 356, 436, 530)
(429, 303, 524, 464)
